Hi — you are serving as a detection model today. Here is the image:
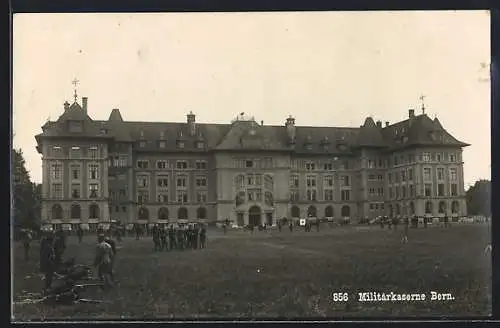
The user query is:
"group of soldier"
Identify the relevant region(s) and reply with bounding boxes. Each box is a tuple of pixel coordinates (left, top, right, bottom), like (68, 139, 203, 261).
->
(151, 224, 207, 251)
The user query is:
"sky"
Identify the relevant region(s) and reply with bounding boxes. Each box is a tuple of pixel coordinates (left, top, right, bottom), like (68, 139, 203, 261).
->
(13, 11, 490, 186)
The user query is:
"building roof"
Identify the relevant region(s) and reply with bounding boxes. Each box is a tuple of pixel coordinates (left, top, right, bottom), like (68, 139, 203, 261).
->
(35, 102, 470, 153)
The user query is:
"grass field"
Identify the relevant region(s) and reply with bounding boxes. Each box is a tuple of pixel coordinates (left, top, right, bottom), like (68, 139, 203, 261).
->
(12, 224, 492, 321)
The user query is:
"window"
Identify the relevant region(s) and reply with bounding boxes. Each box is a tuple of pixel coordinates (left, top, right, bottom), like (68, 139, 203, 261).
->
(409, 184, 415, 197)
(377, 174, 383, 180)
(388, 173, 392, 183)
(177, 191, 188, 204)
(378, 159, 383, 167)
(324, 175, 334, 187)
(342, 160, 349, 170)
(196, 161, 207, 170)
(368, 174, 376, 181)
(401, 171, 406, 182)
(119, 189, 126, 198)
(71, 184, 80, 199)
(177, 141, 184, 149)
(289, 175, 299, 188)
(157, 161, 167, 169)
(51, 163, 62, 180)
(89, 164, 99, 180)
(324, 189, 334, 201)
(389, 187, 393, 199)
(157, 193, 169, 203)
(306, 175, 317, 187)
(88, 146, 98, 159)
(245, 160, 254, 168)
(118, 174, 126, 180)
(394, 156, 399, 166)
(176, 161, 188, 170)
(89, 184, 99, 198)
(438, 184, 445, 197)
(196, 141, 205, 149)
(51, 183, 62, 198)
(137, 160, 149, 169)
(235, 175, 245, 189)
(196, 176, 207, 187)
(408, 169, 413, 181)
(402, 186, 406, 198)
(137, 191, 149, 203)
(341, 175, 350, 187)
(369, 203, 374, 210)
(341, 190, 350, 201)
(157, 176, 168, 188)
(395, 187, 400, 199)
(369, 188, 376, 196)
(423, 168, 431, 181)
(305, 162, 316, 171)
(423, 152, 431, 162)
(137, 175, 149, 187)
(424, 183, 432, 197)
(437, 168, 445, 181)
(71, 165, 80, 180)
(323, 163, 333, 171)
(122, 206, 127, 212)
(449, 168, 457, 181)
(306, 189, 317, 201)
(177, 176, 187, 188)
(451, 183, 458, 196)
(377, 187, 384, 196)
(159, 141, 166, 148)
(368, 160, 375, 168)
(70, 146, 81, 158)
(436, 153, 442, 162)
(139, 141, 146, 148)
(290, 191, 299, 202)
(196, 191, 207, 203)
(449, 153, 457, 162)
(409, 154, 415, 163)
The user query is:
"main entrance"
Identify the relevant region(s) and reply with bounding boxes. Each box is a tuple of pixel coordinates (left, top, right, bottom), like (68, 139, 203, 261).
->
(249, 206, 261, 227)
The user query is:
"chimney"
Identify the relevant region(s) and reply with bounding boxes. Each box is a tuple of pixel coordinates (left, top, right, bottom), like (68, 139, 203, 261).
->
(409, 108, 415, 119)
(82, 97, 88, 113)
(261, 120, 264, 126)
(376, 120, 382, 128)
(385, 121, 390, 127)
(285, 115, 296, 142)
(187, 111, 196, 136)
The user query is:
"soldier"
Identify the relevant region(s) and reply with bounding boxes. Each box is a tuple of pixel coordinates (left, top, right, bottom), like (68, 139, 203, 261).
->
(177, 226, 184, 250)
(40, 232, 56, 290)
(94, 234, 114, 290)
(277, 219, 282, 232)
(169, 225, 176, 251)
(104, 236, 117, 281)
(54, 227, 67, 266)
(152, 225, 161, 252)
(135, 225, 140, 240)
(199, 224, 207, 249)
(160, 227, 168, 251)
(22, 229, 33, 261)
(289, 220, 293, 233)
(77, 226, 84, 244)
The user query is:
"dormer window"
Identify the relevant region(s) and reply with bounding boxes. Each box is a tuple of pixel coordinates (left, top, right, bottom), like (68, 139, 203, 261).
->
(69, 120, 83, 133)
(159, 141, 166, 148)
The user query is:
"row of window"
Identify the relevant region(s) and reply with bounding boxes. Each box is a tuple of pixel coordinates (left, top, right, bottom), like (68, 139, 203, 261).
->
(303, 160, 350, 171)
(136, 160, 207, 170)
(289, 189, 351, 202)
(136, 190, 208, 204)
(289, 175, 350, 188)
(49, 145, 100, 158)
(390, 152, 459, 167)
(423, 167, 458, 181)
(235, 174, 274, 189)
(235, 190, 274, 206)
(51, 163, 100, 180)
(136, 175, 208, 188)
(50, 203, 100, 220)
(233, 158, 274, 169)
(51, 183, 100, 199)
(137, 140, 205, 149)
(387, 183, 459, 199)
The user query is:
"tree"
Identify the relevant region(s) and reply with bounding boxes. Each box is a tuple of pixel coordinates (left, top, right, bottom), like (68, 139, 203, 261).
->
(12, 149, 41, 230)
(466, 179, 491, 217)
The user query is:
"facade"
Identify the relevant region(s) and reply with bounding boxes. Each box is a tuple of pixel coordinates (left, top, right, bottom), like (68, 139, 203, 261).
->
(35, 97, 469, 229)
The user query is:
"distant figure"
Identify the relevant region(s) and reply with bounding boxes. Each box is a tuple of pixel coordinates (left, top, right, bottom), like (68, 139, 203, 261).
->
(160, 227, 168, 251)
(40, 232, 56, 290)
(94, 234, 114, 290)
(316, 220, 320, 232)
(379, 217, 384, 229)
(152, 225, 161, 252)
(54, 228, 67, 266)
(104, 236, 117, 281)
(77, 226, 84, 244)
(135, 225, 140, 240)
(393, 217, 398, 230)
(444, 215, 450, 228)
(22, 229, 33, 261)
(168, 225, 176, 250)
(423, 217, 428, 228)
(402, 217, 409, 243)
(289, 221, 293, 233)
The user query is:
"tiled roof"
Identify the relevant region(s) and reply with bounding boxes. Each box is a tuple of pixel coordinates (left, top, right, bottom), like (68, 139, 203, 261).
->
(35, 104, 469, 152)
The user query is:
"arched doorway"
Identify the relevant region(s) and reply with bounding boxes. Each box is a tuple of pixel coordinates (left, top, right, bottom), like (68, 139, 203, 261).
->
(70, 204, 81, 219)
(341, 205, 350, 217)
(197, 207, 207, 220)
(138, 207, 149, 220)
(52, 204, 63, 220)
(451, 201, 460, 214)
(325, 205, 334, 218)
(158, 207, 169, 220)
(291, 205, 300, 218)
(307, 205, 317, 218)
(89, 204, 100, 219)
(178, 207, 188, 220)
(438, 201, 446, 214)
(249, 206, 261, 227)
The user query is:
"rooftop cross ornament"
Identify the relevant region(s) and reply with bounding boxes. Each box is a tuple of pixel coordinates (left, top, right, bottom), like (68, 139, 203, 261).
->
(72, 78, 80, 103)
(419, 94, 426, 114)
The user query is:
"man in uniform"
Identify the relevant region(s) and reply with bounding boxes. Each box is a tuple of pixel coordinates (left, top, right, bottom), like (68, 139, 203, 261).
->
(152, 225, 161, 252)
(94, 234, 114, 290)
(160, 226, 168, 251)
(199, 224, 207, 249)
(40, 231, 56, 290)
(168, 225, 176, 251)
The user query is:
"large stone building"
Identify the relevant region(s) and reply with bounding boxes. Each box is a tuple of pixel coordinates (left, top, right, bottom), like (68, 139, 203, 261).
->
(35, 96, 469, 230)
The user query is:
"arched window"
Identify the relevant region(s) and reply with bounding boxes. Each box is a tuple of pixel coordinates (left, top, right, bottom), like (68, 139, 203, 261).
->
(438, 201, 446, 214)
(158, 207, 169, 220)
(178, 207, 188, 220)
(89, 204, 100, 219)
(138, 207, 149, 220)
(325, 205, 334, 218)
(291, 205, 300, 218)
(451, 201, 460, 214)
(341, 205, 351, 217)
(307, 205, 317, 217)
(51, 204, 63, 220)
(71, 204, 81, 219)
(197, 207, 207, 219)
(425, 201, 433, 214)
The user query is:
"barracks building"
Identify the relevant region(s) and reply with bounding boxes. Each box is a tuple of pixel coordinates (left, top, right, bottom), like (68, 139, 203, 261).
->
(35, 95, 469, 230)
